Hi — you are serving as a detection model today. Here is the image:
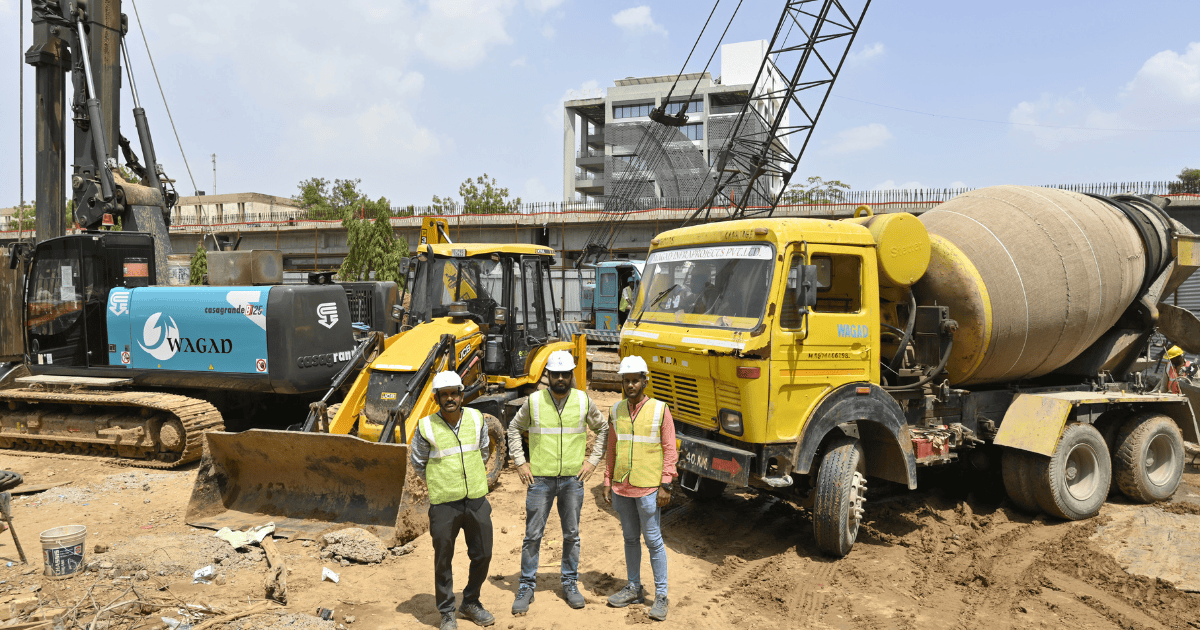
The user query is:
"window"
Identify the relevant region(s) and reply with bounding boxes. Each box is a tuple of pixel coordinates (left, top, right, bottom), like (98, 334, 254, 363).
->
(600, 272, 617, 297)
(633, 244, 775, 330)
(613, 102, 653, 119)
(681, 124, 703, 141)
(665, 100, 702, 115)
(781, 253, 862, 328)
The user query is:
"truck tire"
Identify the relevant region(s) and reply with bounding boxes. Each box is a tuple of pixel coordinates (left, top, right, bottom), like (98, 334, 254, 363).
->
(483, 413, 507, 489)
(1113, 413, 1184, 503)
(1001, 450, 1039, 513)
(813, 436, 867, 557)
(1031, 423, 1110, 520)
(679, 471, 726, 502)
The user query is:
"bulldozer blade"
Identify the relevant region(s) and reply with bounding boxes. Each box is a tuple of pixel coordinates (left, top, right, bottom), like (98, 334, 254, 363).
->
(186, 430, 426, 543)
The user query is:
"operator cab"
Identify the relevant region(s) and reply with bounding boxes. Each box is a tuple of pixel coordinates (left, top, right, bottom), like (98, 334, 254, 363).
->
(22, 232, 156, 368)
(400, 244, 560, 378)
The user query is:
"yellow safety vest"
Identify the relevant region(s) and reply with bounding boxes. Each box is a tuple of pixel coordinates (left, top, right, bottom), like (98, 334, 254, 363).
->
(529, 389, 589, 477)
(418, 408, 489, 505)
(610, 397, 666, 488)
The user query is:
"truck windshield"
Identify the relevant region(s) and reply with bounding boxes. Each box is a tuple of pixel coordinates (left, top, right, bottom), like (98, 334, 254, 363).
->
(631, 243, 776, 330)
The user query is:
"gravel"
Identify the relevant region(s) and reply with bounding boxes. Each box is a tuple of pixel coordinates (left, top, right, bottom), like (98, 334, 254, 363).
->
(89, 533, 267, 577)
(320, 528, 387, 564)
(224, 612, 339, 630)
(20, 471, 183, 506)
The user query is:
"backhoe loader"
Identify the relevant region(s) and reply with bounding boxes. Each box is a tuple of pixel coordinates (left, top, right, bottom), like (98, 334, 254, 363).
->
(186, 219, 587, 545)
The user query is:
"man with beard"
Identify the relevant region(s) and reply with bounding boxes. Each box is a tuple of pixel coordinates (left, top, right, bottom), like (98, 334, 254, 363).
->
(410, 371, 496, 630)
(506, 350, 608, 614)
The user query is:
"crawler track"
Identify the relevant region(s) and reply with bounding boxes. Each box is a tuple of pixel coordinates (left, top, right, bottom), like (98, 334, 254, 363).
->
(0, 389, 223, 469)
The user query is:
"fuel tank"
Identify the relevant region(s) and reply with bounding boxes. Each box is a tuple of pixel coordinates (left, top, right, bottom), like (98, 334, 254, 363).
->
(914, 185, 1176, 386)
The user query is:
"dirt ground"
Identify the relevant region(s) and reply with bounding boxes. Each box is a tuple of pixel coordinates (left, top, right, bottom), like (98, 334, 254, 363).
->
(1, 390, 1200, 629)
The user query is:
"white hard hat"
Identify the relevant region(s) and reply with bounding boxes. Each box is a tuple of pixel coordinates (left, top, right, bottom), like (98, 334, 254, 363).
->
(431, 370, 464, 392)
(546, 350, 576, 372)
(618, 355, 649, 375)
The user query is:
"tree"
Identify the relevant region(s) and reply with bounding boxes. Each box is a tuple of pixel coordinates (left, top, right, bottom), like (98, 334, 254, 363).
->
(1169, 167, 1200, 194)
(431, 174, 522, 215)
(339, 201, 409, 283)
(189, 241, 208, 285)
(295, 177, 378, 220)
(779, 176, 851, 205)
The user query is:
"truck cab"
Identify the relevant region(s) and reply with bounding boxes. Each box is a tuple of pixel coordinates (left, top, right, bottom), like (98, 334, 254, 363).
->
(581, 260, 643, 331)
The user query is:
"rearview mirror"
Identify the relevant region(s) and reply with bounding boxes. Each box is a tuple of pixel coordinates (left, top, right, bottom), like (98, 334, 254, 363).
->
(797, 264, 819, 311)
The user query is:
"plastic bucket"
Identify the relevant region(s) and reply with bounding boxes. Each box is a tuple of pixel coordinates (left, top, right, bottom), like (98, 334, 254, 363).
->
(40, 525, 86, 579)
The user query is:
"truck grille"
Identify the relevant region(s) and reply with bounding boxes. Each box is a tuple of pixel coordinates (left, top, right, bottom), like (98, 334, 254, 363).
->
(649, 369, 718, 429)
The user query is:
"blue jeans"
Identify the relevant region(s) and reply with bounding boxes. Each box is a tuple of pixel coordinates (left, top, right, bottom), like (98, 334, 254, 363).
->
(520, 475, 585, 588)
(611, 491, 668, 597)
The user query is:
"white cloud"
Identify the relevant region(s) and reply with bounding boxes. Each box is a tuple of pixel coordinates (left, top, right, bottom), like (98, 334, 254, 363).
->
(874, 180, 926, 190)
(541, 24, 556, 39)
(414, 0, 517, 69)
(948, 181, 968, 189)
(847, 42, 885, 65)
(612, 6, 667, 37)
(523, 177, 552, 202)
(525, 0, 564, 12)
(511, 56, 528, 67)
(1009, 42, 1200, 149)
(828, 123, 893, 154)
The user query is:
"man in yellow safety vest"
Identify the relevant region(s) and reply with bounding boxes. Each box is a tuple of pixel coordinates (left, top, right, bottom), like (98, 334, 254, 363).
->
(410, 371, 496, 630)
(603, 355, 678, 622)
(506, 350, 608, 614)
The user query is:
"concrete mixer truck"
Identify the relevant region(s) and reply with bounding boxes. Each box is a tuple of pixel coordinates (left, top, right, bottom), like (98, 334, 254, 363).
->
(618, 185, 1200, 556)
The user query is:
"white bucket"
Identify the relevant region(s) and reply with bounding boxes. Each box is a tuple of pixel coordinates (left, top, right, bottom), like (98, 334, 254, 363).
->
(40, 525, 86, 579)
(166, 254, 193, 286)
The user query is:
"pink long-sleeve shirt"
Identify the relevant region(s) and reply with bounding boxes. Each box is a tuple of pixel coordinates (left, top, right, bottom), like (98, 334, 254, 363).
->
(604, 396, 678, 498)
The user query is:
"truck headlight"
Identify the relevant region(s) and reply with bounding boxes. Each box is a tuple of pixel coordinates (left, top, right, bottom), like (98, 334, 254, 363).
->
(719, 409, 743, 436)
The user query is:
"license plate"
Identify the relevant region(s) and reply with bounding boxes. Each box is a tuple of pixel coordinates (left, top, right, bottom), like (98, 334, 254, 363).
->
(676, 435, 752, 486)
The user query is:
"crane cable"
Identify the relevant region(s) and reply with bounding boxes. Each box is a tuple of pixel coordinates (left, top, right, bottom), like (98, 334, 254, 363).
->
(128, 0, 199, 195)
(660, 0, 723, 105)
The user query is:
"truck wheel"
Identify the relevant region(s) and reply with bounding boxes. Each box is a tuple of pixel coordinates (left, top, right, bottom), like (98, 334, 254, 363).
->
(1001, 450, 1039, 513)
(1113, 413, 1184, 503)
(1031, 423, 1110, 520)
(813, 436, 867, 557)
(483, 413, 507, 489)
(679, 471, 726, 502)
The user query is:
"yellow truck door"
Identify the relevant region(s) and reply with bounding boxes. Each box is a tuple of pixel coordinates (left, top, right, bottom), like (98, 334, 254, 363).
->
(771, 244, 878, 442)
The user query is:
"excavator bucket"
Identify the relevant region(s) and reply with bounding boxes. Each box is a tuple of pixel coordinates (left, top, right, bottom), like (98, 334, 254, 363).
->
(186, 430, 429, 544)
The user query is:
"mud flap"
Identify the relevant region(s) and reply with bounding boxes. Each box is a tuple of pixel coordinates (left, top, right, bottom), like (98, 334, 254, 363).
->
(186, 430, 423, 544)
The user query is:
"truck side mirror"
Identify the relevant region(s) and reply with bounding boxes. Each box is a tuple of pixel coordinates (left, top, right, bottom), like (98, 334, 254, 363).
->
(797, 264, 819, 311)
(398, 257, 411, 273)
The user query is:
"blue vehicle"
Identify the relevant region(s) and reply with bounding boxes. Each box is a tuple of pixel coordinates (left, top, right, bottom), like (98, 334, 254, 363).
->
(0, 232, 396, 467)
(571, 260, 642, 389)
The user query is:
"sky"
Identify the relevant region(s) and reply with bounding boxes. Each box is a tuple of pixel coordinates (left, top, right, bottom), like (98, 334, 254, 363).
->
(1, 0, 1198, 208)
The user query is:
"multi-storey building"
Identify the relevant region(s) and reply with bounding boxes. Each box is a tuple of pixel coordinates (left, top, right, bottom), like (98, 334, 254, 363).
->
(562, 40, 786, 204)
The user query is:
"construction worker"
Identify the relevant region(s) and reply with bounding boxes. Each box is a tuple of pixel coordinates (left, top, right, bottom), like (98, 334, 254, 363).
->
(410, 371, 496, 630)
(618, 280, 636, 324)
(603, 355, 677, 622)
(507, 350, 608, 614)
(1164, 345, 1193, 394)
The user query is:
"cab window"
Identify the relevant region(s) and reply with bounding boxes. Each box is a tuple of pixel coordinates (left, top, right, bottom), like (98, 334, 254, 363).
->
(781, 253, 862, 328)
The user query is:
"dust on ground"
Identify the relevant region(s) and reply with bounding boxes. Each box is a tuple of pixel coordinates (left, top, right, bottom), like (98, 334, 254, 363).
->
(0, 405, 1197, 629)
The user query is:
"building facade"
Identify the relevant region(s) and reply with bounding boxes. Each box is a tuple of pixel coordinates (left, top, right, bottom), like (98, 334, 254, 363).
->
(562, 40, 787, 204)
(173, 192, 301, 226)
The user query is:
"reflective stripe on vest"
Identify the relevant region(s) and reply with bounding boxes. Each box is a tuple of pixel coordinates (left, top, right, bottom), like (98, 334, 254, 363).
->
(529, 389, 589, 477)
(610, 398, 665, 488)
(419, 408, 489, 505)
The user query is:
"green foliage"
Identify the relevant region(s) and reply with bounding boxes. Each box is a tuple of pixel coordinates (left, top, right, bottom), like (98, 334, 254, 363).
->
(339, 202, 409, 283)
(11, 202, 35, 231)
(117, 166, 141, 186)
(295, 177, 383, 220)
(779, 176, 851, 205)
(189, 242, 208, 285)
(431, 173, 522, 215)
(1170, 167, 1200, 194)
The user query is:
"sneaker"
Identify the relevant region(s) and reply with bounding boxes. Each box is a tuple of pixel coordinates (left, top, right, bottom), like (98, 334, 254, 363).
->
(648, 596, 669, 621)
(606, 582, 645, 608)
(440, 612, 458, 630)
(562, 581, 586, 609)
(458, 601, 494, 627)
(511, 584, 535, 616)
